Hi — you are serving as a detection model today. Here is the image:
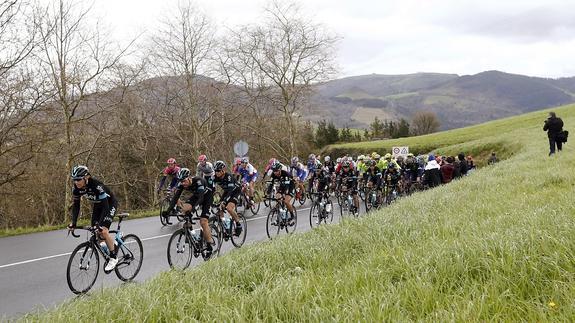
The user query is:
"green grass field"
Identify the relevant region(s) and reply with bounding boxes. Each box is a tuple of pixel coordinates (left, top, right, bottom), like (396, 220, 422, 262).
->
(24, 104, 575, 321)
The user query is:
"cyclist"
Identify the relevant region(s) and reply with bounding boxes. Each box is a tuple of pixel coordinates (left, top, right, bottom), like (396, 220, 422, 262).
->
(324, 156, 336, 174)
(383, 162, 401, 198)
(68, 165, 119, 272)
(162, 168, 214, 256)
(213, 160, 243, 236)
(378, 153, 401, 171)
(231, 157, 242, 181)
(238, 157, 258, 204)
(365, 160, 383, 205)
(157, 158, 180, 193)
(290, 157, 308, 199)
(306, 154, 317, 195)
(270, 161, 297, 226)
(403, 153, 420, 189)
(196, 154, 215, 216)
(337, 160, 360, 215)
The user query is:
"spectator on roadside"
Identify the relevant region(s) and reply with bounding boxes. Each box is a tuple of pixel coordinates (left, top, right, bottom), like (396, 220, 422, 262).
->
(424, 154, 442, 188)
(543, 111, 564, 156)
(440, 156, 455, 183)
(487, 152, 498, 165)
(457, 153, 468, 176)
(466, 155, 475, 171)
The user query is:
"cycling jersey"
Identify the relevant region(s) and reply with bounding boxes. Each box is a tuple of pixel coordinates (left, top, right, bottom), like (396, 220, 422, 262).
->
(168, 176, 210, 218)
(214, 172, 241, 204)
(238, 163, 258, 183)
(324, 160, 336, 173)
(365, 166, 382, 185)
(196, 161, 215, 188)
(290, 162, 308, 181)
(338, 168, 358, 193)
(377, 159, 401, 171)
(383, 169, 401, 186)
(314, 168, 331, 192)
(270, 169, 295, 196)
(158, 165, 181, 191)
(356, 161, 368, 175)
(72, 178, 117, 228)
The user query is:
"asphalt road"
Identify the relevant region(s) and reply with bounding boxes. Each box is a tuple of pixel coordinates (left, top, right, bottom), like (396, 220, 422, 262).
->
(0, 198, 360, 319)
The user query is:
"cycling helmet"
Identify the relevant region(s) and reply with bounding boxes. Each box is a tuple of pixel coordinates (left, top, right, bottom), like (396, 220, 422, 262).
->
(324, 156, 331, 162)
(358, 155, 365, 161)
(396, 155, 404, 162)
(271, 161, 283, 171)
(342, 160, 351, 168)
(291, 156, 299, 165)
(371, 152, 378, 158)
(308, 153, 316, 160)
(407, 153, 414, 158)
(241, 156, 249, 164)
(71, 165, 89, 180)
(234, 157, 242, 165)
(336, 157, 341, 163)
(177, 168, 191, 180)
(167, 158, 176, 164)
(198, 154, 207, 162)
(384, 153, 392, 160)
(373, 153, 381, 160)
(214, 160, 226, 171)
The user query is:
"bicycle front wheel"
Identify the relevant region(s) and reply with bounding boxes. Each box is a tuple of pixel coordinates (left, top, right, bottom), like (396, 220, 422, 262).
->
(285, 208, 297, 234)
(266, 209, 280, 239)
(159, 199, 169, 226)
(67, 242, 100, 294)
(115, 234, 144, 282)
(249, 191, 261, 215)
(167, 229, 193, 270)
(231, 212, 247, 247)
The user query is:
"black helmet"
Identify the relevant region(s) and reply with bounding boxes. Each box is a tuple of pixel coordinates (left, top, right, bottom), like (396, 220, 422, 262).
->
(71, 165, 89, 180)
(271, 161, 283, 171)
(177, 168, 191, 180)
(214, 160, 226, 171)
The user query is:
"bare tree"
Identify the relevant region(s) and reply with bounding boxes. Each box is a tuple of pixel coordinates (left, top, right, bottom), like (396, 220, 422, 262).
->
(223, 0, 338, 157)
(148, 0, 230, 157)
(35, 0, 131, 220)
(411, 111, 441, 136)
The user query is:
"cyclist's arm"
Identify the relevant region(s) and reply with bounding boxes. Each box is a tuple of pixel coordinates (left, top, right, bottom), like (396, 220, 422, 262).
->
(157, 175, 167, 191)
(71, 193, 81, 227)
(167, 186, 184, 212)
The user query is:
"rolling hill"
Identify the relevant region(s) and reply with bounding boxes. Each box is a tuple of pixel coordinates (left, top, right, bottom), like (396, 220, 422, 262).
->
(308, 71, 575, 130)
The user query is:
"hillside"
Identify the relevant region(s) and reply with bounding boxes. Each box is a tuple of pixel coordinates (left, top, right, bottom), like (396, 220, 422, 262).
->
(27, 104, 575, 321)
(309, 71, 575, 130)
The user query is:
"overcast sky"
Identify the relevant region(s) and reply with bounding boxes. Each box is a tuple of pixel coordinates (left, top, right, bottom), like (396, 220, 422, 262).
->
(92, 0, 575, 79)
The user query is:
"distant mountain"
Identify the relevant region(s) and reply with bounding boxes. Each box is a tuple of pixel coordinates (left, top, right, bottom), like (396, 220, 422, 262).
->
(307, 71, 575, 130)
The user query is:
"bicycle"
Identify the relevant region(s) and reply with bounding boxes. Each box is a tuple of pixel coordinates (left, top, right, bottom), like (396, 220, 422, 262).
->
(166, 214, 222, 270)
(364, 184, 383, 213)
(266, 194, 298, 239)
(237, 183, 261, 215)
(263, 180, 278, 208)
(158, 189, 185, 225)
(337, 183, 360, 217)
(382, 183, 399, 206)
(293, 181, 307, 206)
(66, 213, 143, 294)
(309, 191, 334, 228)
(209, 204, 247, 248)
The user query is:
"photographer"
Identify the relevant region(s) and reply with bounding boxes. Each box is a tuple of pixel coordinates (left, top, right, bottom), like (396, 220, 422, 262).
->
(543, 111, 564, 156)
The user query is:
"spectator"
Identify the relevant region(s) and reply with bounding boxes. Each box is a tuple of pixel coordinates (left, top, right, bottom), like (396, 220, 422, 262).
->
(440, 156, 455, 183)
(466, 155, 475, 171)
(424, 154, 442, 188)
(487, 152, 498, 165)
(543, 111, 564, 156)
(457, 153, 468, 176)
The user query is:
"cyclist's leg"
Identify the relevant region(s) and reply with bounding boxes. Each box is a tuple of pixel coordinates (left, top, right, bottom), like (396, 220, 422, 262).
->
(93, 200, 116, 254)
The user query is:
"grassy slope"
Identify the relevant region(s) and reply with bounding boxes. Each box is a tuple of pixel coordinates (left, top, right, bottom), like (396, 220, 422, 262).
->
(26, 104, 575, 322)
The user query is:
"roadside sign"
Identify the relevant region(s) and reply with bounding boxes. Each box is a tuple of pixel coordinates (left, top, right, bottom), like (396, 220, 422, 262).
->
(233, 140, 249, 157)
(392, 146, 409, 157)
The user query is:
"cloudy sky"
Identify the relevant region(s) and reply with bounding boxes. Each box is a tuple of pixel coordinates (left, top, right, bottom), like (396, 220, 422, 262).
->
(92, 0, 575, 78)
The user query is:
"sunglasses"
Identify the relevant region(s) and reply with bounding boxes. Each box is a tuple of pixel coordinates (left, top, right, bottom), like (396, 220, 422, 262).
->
(73, 178, 83, 182)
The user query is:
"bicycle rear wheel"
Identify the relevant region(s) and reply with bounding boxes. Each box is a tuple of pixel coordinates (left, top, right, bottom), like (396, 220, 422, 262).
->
(67, 242, 100, 294)
(115, 234, 144, 282)
(285, 208, 297, 234)
(167, 229, 193, 270)
(231, 212, 247, 247)
(159, 199, 169, 226)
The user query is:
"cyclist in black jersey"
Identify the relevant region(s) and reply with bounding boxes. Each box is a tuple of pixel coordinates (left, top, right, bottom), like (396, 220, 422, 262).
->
(68, 165, 119, 272)
(163, 168, 214, 255)
(314, 162, 331, 193)
(337, 160, 360, 214)
(269, 161, 297, 225)
(213, 160, 243, 236)
(365, 160, 383, 189)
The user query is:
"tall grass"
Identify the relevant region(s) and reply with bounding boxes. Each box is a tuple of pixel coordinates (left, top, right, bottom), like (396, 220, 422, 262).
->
(24, 104, 575, 321)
